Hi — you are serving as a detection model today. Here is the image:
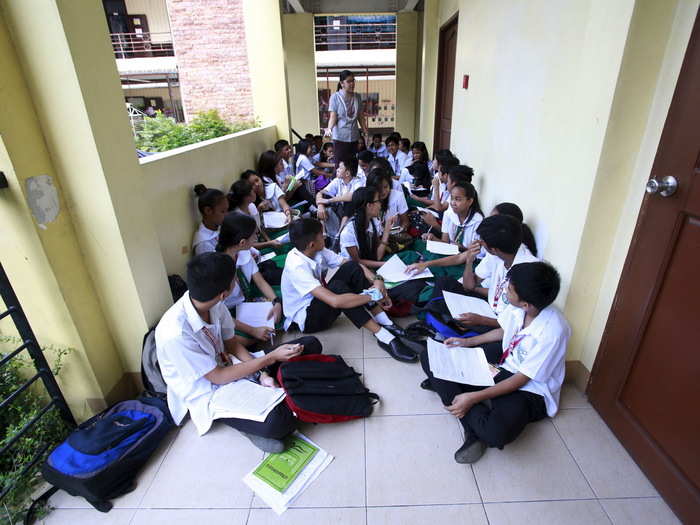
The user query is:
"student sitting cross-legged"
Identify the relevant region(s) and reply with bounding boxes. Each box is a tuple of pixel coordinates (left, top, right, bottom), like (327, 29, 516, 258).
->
(281, 218, 419, 363)
(420, 261, 570, 463)
(156, 252, 322, 453)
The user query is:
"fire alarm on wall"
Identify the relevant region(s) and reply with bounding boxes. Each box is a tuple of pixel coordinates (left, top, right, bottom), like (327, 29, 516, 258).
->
(462, 75, 469, 89)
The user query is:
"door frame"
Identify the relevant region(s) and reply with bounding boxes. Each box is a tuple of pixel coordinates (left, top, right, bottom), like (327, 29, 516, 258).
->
(433, 13, 459, 153)
(588, 11, 700, 523)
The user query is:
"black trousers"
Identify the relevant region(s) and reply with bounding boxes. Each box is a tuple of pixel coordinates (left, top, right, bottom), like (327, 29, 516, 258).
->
(218, 336, 322, 439)
(388, 279, 428, 304)
(303, 261, 373, 332)
(289, 182, 315, 206)
(420, 351, 547, 449)
(430, 276, 502, 363)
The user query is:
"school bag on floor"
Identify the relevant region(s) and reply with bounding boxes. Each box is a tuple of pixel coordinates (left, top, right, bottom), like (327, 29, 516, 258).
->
(39, 395, 174, 513)
(416, 297, 480, 339)
(276, 355, 379, 423)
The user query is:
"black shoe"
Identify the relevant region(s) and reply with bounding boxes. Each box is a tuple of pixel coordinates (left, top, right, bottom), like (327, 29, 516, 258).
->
(420, 378, 434, 391)
(384, 323, 407, 338)
(377, 338, 418, 362)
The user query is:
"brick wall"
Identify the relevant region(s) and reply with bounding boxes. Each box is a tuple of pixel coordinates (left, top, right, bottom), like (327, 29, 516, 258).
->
(165, 0, 254, 123)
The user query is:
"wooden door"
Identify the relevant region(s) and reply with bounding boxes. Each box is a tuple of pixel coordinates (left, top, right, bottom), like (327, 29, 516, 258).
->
(433, 15, 458, 152)
(126, 14, 152, 57)
(588, 12, 700, 524)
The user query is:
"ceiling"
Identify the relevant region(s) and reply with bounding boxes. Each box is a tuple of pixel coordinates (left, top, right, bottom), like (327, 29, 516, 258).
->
(280, 0, 423, 14)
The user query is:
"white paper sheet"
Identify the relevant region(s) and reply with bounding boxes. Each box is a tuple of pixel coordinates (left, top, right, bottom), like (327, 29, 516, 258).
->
(263, 211, 288, 229)
(235, 302, 275, 328)
(442, 291, 497, 319)
(210, 380, 286, 421)
(427, 338, 495, 386)
(243, 432, 334, 514)
(416, 207, 440, 218)
(259, 252, 276, 263)
(378, 254, 433, 282)
(427, 240, 459, 255)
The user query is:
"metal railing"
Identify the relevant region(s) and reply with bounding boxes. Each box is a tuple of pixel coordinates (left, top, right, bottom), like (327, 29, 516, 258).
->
(111, 32, 174, 58)
(0, 263, 75, 503)
(315, 23, 397, 51)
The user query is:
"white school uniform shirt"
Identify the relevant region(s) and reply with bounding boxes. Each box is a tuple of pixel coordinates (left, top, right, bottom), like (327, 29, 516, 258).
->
(339, 218, 383, 259)
(264, 181, 286, 212)
(382, 189, 409, 219)
(398, 167, 413, 185)
(192, 223, 219, 255)
(356, 167, 367, 185)
(387, 150, 409, 176)
(498, 304, 571, 417)
(431, 180, 449, 204)
(475, 244, 539, 316)
(322, 176, 363, 199)
(155, 291, 236, 435)
(369, 143, 388, 158)
(441, 209, 484, 247)
(296, 154, 314, 180)
(281, 247, 345, 331)
(223, 249, 259, 309)
(234, 203, 261, 230)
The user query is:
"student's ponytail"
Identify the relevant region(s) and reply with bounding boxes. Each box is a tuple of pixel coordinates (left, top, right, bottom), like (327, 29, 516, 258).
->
(227, 179, 253, 211)
(452, 181, 483, 224)
(494, 202, 538, 256)
(193, 184, 225, 215)
(215, 213, 257, 252)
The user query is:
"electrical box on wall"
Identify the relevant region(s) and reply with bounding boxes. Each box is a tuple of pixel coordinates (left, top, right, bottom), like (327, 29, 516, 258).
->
(462, 75, 469, 89)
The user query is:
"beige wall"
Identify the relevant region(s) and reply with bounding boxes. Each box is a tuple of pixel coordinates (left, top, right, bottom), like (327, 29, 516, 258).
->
(243, 0, 290, 140)
(282, 13, 320, 139)
(417, 0, 698, 372)
(125, 0, 172, 42)
(140, 125, 278, 276)
(395, 12, 419, 138)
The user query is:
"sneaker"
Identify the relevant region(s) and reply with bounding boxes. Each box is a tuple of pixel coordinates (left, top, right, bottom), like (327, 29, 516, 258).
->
(454, 432, 486, 464)
(239, 431, 286, 453)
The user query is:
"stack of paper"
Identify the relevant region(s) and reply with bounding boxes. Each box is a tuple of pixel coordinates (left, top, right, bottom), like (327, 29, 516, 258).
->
(378, 254, 433, 282)
(263, 211, 288, 229)
(427, 338, 495, 386)
(416, 207, 440, 218)
(243, 432, 334, 514)
(259, 252, 277, 263)
(443, 291, 496, 319)
(210, 380, 285, 421)
(235, 302, 274, 328)
(427, 240, 459, 255)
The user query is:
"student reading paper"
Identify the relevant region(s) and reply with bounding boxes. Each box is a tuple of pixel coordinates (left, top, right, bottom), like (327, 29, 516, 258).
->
(156, 252, 323, 453)
(420, 262, 570, 464)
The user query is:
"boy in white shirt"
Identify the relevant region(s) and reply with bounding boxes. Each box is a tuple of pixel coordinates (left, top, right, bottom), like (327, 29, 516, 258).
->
(156, 252, 323, 453)
(281, 218, 418, 362)
(385, 136, 409, 177)
(274, 139, 294, 187)
(420, 261, 570, 463)
(368, 133, 388, 158)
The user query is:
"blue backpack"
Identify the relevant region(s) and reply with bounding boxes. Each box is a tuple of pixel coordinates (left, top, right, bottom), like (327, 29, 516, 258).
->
(40, 395, 173, 513)
(420, 297, 480, 339)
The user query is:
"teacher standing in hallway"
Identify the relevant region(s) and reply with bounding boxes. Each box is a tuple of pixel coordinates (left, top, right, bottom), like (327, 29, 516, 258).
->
(324, 69, 367, 167)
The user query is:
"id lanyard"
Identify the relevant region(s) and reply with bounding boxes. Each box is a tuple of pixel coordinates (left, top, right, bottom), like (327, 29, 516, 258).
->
(499, 333, 526, 365)
(202, 325, 229, 366)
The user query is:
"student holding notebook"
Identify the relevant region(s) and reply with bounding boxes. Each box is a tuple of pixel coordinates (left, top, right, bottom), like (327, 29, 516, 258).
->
(419, 262, 570, 463)
(281, 218, 418, 362)
(156, 252, 322, 453)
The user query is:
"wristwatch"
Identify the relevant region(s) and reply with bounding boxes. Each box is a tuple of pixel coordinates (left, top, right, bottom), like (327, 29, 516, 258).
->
(373, 274, 384, 282)
(272, 297, 282, 305)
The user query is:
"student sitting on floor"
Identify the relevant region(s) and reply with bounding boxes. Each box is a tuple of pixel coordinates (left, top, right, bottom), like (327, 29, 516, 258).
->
(228, 179, 282, 253)
(192, 185, 229, 256)
(491, 202, 538, 257)
(368, 133, 388, 158)
(281, 218, 418, 362)
(420, 261, 570, 463)
(386, 136, 409, 177)
(410, 154, 459, 214)
(398, 141, 430, 185)
(399, 138, 412, 160)
(368, 157, 403, 191)
(357, 149, 374, 183)
(216, 213, 284, 346)
(274, 139, 294, 187)
(259, 150, 313, 214)
(316, 157, 364, 241)
(156, 251, 322, 452)
(366, 168, 410, 231)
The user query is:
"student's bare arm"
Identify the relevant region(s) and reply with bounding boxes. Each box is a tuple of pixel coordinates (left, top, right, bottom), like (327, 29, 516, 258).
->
(311, 285, 372, 309)
(446, 372, 530, 418)
(445, 328, 503, 348)
(346, 246, 384, 269)
(204, 350, 274, 385)
(251, 271, 277, 301)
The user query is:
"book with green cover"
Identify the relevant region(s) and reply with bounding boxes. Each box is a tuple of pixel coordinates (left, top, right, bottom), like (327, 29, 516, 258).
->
(252, 436, 319, 492)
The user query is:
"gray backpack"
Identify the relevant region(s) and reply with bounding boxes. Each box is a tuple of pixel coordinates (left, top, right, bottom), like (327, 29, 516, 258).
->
(141, 327, 167, 398)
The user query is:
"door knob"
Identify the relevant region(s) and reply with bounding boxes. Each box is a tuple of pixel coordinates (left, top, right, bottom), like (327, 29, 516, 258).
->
(645, 176, 678, 197)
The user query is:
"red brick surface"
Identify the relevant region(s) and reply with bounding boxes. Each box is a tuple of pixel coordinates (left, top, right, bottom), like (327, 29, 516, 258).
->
(166, 0, 254, 123)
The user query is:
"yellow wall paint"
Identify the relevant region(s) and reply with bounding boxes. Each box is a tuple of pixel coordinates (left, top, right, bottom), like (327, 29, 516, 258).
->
(124, 0, 172, 42)
(243, 0, 290, 140)
(3, 0, 172, 373)
(140, 126, 278, 277)
(396, 12, 419, 138)
(282, 13, 320, 138)
(418, 0, 440, 155)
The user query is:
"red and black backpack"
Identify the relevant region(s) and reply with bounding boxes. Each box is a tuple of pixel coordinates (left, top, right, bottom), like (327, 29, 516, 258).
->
(276, 355, 379, 423)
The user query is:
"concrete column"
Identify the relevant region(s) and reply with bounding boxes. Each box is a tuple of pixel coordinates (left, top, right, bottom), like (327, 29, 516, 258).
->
(396, 12, 420, 140)
(282, 13, 321, 139)
(2, 0, 172, 404)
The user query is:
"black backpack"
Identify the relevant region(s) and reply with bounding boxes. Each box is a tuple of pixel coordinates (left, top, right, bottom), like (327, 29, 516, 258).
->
(276, 355, 379, 423)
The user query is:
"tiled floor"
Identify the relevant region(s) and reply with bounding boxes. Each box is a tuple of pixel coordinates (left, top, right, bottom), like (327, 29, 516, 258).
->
(43, 317, 680, 525)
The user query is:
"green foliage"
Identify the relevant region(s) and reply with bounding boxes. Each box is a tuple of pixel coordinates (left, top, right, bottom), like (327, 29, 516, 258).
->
(135, 110, 259, 152)
(0, 337, 73, 525)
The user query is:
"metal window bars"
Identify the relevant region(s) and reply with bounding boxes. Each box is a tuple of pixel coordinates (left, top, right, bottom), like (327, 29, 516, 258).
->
(0, 262, 75, 502)
(314, 22, 397, 51)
